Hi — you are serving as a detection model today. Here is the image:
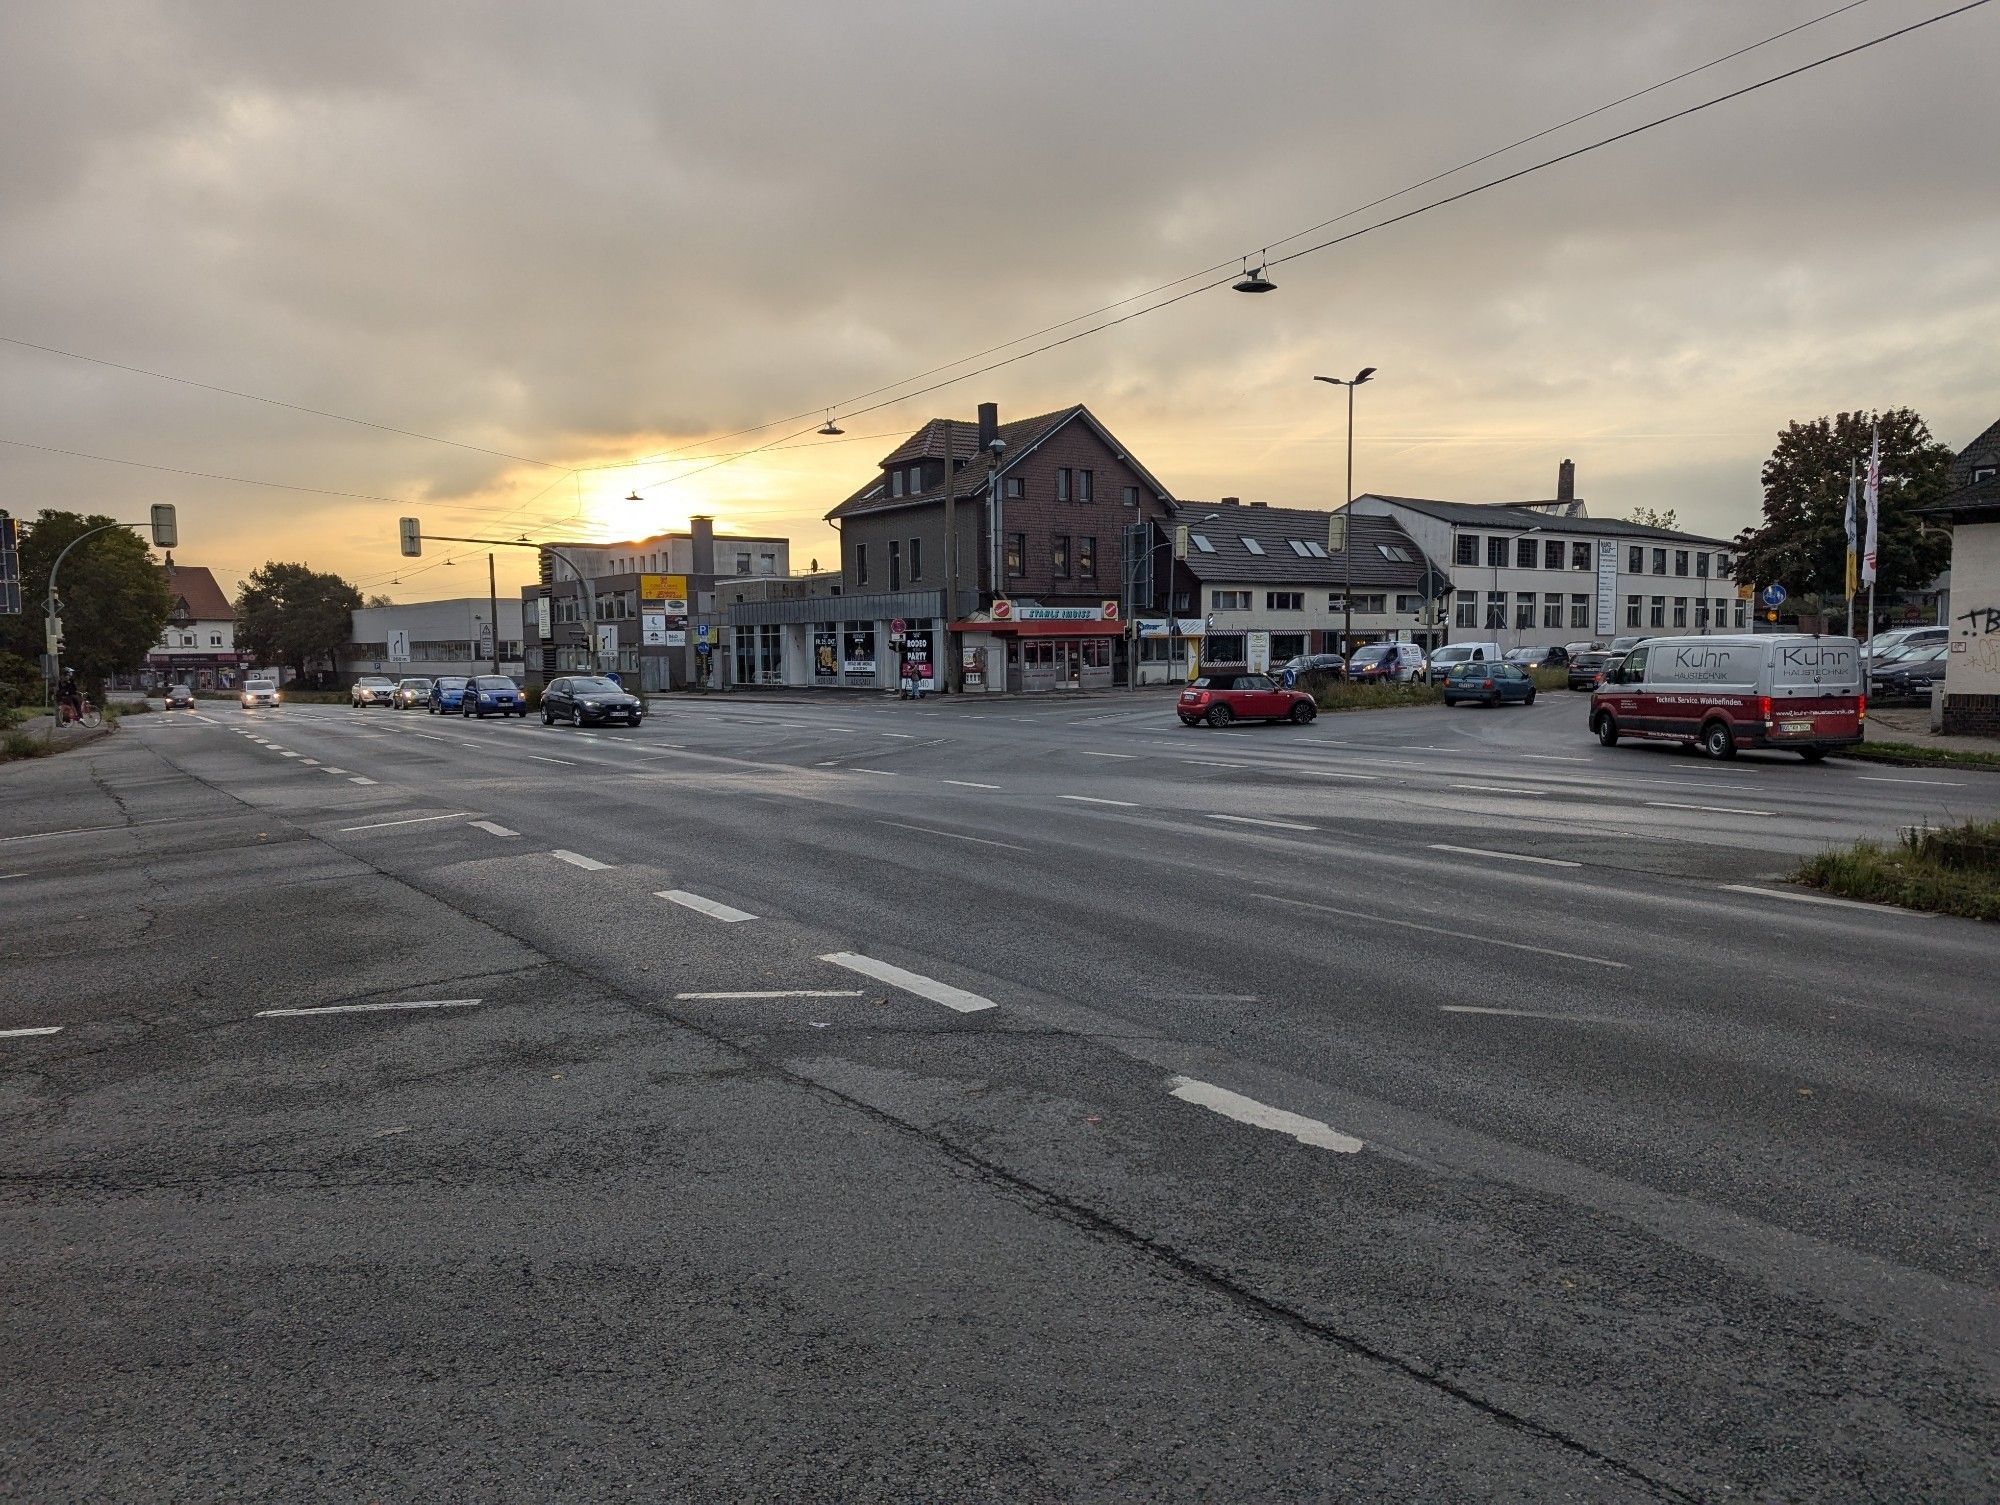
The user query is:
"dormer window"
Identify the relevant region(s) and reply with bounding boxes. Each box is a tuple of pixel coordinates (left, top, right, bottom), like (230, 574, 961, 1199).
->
(891, 470, 905, 498)
(1975, 464, 1997, 485)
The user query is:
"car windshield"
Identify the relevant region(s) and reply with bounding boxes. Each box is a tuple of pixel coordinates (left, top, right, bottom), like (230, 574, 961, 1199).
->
(398, 679, 431, 690)
(435, 677, 467, 689)
(359, 677, 394, 686)
(568, 677, 623, 693)
(246, 681, 276, 691)
(1188, 675, 1231, 689)
(473, 676, 516, 689)
(1349, 646, 1393, 665)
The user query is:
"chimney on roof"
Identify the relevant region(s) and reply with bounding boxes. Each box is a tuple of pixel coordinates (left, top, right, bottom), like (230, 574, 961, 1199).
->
(1248, 500, 1267, 508)
(1558, 458, 1575, 503)
(977, 402, 998, 452)
(1220, 496, 1240, 506)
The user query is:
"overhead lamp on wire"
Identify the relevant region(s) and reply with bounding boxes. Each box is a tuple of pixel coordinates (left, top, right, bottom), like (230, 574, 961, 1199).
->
(818, 412, 844, 436)
(1233, 254, 1276, 294)
(625, 490, 643, 501)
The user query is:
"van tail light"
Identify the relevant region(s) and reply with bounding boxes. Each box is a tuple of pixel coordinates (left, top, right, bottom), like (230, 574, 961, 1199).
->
(1756, 695, 1772, 723)
(1858, 694, 1867, 723)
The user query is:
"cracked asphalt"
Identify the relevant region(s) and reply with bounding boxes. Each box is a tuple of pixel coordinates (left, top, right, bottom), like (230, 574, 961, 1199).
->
(2, 690, 1996, 1501)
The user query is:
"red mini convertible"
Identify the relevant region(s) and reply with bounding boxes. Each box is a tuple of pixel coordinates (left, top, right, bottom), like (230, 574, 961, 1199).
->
(1177, 672, 1318, 727)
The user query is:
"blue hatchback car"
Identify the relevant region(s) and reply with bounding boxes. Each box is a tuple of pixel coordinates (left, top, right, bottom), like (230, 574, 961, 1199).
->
(462, 674, 525, 718)
(1443, 661, 1538, 707)
(427, 675, 469, 714)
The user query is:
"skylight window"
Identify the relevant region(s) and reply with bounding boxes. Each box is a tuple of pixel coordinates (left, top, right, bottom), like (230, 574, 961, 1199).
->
(1241, 537, 1264, 554)
(1190, 533, 1215, 553)
(1286, 539, 1311, 557)
(1376, 543, 1413, 562)
(1304, 541, 1328, 558)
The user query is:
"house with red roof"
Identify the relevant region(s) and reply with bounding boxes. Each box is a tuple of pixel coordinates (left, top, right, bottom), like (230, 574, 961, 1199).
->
(147, 557, 249, 688)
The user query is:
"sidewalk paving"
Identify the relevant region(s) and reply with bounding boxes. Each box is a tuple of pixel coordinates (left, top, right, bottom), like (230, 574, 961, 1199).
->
(1864, 705, 1999, 756)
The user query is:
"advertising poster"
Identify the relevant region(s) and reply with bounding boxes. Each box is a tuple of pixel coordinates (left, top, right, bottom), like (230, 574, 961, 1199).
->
(842, 626, 876, 675)
(814, 631, 839, 679)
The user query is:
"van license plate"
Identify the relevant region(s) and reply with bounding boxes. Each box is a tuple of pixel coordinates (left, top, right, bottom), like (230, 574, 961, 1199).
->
(1781, 719, 1812, 733)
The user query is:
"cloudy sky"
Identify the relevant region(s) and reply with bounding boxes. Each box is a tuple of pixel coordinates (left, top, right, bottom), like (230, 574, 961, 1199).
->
(3, 0, 1995, 598)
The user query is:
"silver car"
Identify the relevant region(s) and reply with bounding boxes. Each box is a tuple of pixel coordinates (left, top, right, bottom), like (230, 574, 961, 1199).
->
(240, 679, 281, 710)
(351, 675, 398, 708)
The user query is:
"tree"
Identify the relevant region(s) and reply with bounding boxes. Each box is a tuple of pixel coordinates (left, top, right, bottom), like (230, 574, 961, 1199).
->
(0, 510, 172, 698)
(364, 592, 395, 608)
(236, 562, 362, 682)
(1630, 506, 1679, 530)
(1732, 409, 1954, 600)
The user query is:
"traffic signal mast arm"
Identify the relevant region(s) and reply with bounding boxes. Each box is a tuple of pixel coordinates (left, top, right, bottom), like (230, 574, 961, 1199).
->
(42, 506, 179, 691)
(398, 523, 598, 649)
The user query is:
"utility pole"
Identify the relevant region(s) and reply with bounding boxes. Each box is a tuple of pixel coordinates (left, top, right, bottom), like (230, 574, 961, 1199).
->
(941, 418, 960, 694)
(488, 552, 500, 674)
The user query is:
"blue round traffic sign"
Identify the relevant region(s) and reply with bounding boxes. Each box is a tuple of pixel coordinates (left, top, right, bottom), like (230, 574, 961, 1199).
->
(1760, 583, 1787, 608)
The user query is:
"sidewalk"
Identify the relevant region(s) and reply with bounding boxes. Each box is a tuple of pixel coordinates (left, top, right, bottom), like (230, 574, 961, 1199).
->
(1864, 706, 1999, 757)
(651, 684, 1184, 709)
(2, 713, 116, 757)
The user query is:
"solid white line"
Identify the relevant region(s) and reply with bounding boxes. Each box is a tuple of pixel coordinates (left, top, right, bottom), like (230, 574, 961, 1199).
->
(1166, 1075, 1363, 1153)
(1059, 794, 1137, 808)
(1429, 843, 1581, 868)
(851, 768, 900, 776)
(1206, 813, 1316, 831)
(1080, 750, 1136, 759)
(1440, 1005, 1624, 1023)
(942, 779, 1002, 790)
(676, 990, 867, 1000)
(0, 1025, 64, 1039)
(1521, 754, 1591, 763)
(527, 755, 574, 765)
(349, 776, 378, 785)
(1718, 883, 1919, 913)
(1647, 800, 1773, 817)
(337, 811, 472, 833)
(1182, 759, 1250, 770)
(551, 849, 611, 870)
(0, 818, 177, 844)
(878, 820, 1029, 851)
(469, 820, 518, 837)
(1250, 893, 1628, 969)
(657, 889, 757, 922)
(1451, 783, 1545, 796)
(255, 999, 481, 1019)
(1856, 775, 1967, 787)
(1295, 769, 1378, 781)
(817, 952, 996, 1013)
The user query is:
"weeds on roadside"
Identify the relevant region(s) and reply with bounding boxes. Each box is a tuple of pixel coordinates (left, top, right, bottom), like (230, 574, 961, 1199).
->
(1795, 818, 2000, 921)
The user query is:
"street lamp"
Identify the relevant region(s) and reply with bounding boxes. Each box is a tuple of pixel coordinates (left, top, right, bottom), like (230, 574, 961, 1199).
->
(1314, 368, 1375, 654)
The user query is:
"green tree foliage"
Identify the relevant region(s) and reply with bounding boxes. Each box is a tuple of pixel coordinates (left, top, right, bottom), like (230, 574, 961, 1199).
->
(1630, 507, 1679, 530)
(1732, 410, 1954, 598)
(236, 562, 362, 680)
(0, 510, 172, 697)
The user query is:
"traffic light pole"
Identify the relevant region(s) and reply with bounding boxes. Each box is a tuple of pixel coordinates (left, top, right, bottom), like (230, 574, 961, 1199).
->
(42, 511, 178, 715)
(409, 531, 599, 672)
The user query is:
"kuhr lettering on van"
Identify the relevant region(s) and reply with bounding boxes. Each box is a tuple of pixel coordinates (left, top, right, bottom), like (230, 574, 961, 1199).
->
(1778, 645, 1853, 672)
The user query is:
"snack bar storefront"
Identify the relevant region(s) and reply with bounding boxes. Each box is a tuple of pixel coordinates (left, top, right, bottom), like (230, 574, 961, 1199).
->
(952, 602, 1122, 692)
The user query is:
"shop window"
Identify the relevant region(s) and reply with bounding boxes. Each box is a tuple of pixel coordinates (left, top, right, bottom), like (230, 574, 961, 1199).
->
(1081, 638, 1111, 668)
(1205, 633, 1246, 662)
(1270, 633, 1307, 660)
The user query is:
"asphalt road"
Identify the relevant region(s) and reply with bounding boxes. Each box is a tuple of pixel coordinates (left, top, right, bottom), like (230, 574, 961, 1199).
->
(4, 687, 1996, 1501)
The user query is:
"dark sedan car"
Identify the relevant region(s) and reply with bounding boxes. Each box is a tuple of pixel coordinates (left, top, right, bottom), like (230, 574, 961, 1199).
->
(542, 675, 644, 727)
(163, 683, 196, 709)
(1869, 643, 1949, 702)
(1277, 653, 1348, 685)
(1177, 672, 1317, 727)
(1504, 645, 1570, 669)
(1443, 662, 1538, 707)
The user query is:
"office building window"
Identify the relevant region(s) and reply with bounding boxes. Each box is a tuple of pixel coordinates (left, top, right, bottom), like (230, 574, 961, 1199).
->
(1673, 597, 1688, 627)
(1487, 537, 1508, 568)
(1005, 476, 1025, 499)
(1456, 598, 1478, 628)
(1626, 594, 1641, 628)
(1695, 551, 1710, 579)
(1674, 549, 1689, 577)
(1543, 592, 1563, 628)
(1266, 591, 1305, 611)
(1733, 599, 1747, 629)
(1717, 553, 1733, 579)
(1077, 469, 1094, 503)
(1544, 539, 1564, 570)
(1056, 468, 1072, 502)
(1213, 590, 1252, 610)
(909, 538, 922, 580)
(1053, 534, 1071, 577)
(1514, 591, 1536, 629)
(1649, 596, 1666, 628)
(1652, 547, 1667, 574)
(1122, 485, 1139, 506)
(1457, 534, 1479, 566)
(1006, 533, 1025, 577)
(1570, 542, 1589, 571)
(1077, 536, 1096, 578)
(1628, 545, 1644, 573)
(1517, 537, 1538, 569)
(855, 543, 868, 585)
(1569, 594, 1590, 628)
(1695, 599, 1709, 629)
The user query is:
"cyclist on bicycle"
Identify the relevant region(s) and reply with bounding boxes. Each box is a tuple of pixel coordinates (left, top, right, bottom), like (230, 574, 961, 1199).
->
(58, 670, 84, 725)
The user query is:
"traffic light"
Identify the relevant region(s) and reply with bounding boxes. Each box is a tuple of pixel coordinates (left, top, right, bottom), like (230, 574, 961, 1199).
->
(149, 504, 178, 548)
(1173, 525, 1189, 561)
(1327, 514, 1348, 554)
(399, 517, 423, 557)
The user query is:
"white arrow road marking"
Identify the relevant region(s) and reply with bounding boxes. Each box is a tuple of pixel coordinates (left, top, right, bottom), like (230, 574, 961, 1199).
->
(1166, 1076, 1363, 1153)
(817, 953, 996, 1013)
(657, 889, 757, 922)
(256, 999, 481, 1018)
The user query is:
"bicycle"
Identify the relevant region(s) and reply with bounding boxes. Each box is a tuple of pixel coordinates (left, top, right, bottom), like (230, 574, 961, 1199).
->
(59, 695, 102, 730)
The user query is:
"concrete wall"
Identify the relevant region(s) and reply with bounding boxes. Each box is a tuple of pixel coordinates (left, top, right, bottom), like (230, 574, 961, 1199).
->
(344, 598, 527, 679)
(1942, 520, 2000, 736)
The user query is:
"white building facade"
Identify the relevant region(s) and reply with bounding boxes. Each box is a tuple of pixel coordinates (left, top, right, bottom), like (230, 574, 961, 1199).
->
(342, 598, 527, 681)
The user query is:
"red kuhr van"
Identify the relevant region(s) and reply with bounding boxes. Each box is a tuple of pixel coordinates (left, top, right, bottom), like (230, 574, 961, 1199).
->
(1589, 633, 1865, 761)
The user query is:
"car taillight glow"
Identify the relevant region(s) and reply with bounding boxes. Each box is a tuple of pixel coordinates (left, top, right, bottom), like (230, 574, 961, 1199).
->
(1756, 695, 1772, 722)
(1858, 694, 1867, 722)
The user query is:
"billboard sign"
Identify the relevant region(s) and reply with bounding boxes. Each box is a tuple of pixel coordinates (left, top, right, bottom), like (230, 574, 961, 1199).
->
(639, 574, 689, 614)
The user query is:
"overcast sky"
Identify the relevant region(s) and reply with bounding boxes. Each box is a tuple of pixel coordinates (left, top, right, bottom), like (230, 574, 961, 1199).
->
(3, 0, 1995, 598)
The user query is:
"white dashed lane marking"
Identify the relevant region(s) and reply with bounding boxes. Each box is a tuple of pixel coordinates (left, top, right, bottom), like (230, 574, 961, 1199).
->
(337, 812, 472, 834)
(255, 999, 481, 1019)
(878, 821, 1029, 852)
(1058, 795, 1137, 808)
(1429, 844, 1581, 868)
(817, 952, 996, 1013)
(469, 821, 518, 837)
(551, 850, 611, 871)
(1166, 1075, 1363, 1154)
(1252, 893, 1628, 969)
(0, 1026, 64, 1039)
(1206, 814, 1316, 831)
(657, 889, 758, 922)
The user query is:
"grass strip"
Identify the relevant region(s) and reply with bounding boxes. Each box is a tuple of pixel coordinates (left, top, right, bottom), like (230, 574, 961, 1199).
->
(1840, 739, 2000, 773)
(1795, 819, 2000, 921)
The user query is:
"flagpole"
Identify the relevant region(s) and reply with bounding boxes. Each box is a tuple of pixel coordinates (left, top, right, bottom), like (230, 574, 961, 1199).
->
(1844, 458, 1858, 639)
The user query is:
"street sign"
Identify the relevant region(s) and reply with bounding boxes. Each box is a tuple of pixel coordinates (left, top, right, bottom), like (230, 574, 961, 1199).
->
(0, 513, 19, 616)
(387, 629, 410, 663)
(696, 623, 711, 642)
(1761, 583, 1788, 608)
(890, 617, 906, 634)
(477, 622, 494, 661)
(696, 642, 712, 655)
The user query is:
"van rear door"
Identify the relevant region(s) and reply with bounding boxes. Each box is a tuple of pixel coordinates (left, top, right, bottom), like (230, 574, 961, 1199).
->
(1768, 638, 1864, 744)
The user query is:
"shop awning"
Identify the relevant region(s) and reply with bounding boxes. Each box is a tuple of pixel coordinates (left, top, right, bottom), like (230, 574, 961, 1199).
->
(950, 619, 1122, 637)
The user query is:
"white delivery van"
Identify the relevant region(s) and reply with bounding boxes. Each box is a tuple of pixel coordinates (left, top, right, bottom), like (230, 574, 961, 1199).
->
(1424, 641, 1503, 683)
(1590, 633, 1865, 760)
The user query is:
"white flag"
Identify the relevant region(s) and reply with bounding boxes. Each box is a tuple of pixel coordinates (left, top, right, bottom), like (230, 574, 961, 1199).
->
(1860, 422, 1881, 586)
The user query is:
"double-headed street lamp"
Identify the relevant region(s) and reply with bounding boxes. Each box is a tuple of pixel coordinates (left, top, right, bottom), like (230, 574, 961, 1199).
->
(1314, 368, 1375, 654)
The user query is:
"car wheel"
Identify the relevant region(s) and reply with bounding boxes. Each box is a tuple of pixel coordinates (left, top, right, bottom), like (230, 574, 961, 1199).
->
(1700, 719, 1736, 760)
(1288, 701, 1316, 725)
(1595, 713, 1619, 747)
(1799, 748, 1827, 763)
(543, 707, 555, 724)
(1524, 689, 1536, 706)
(1205, 705, 1234, 728)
